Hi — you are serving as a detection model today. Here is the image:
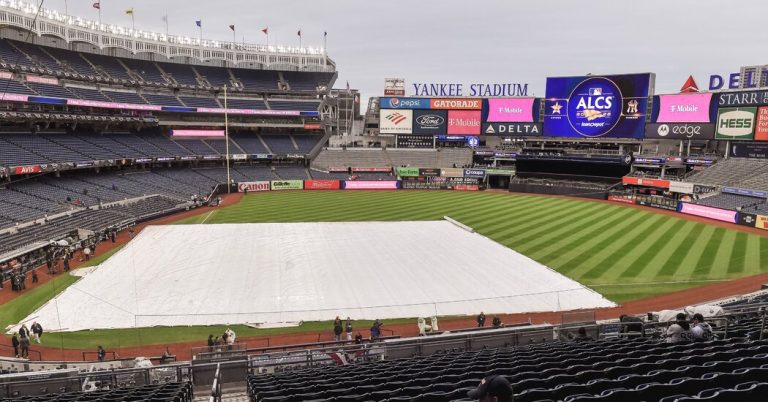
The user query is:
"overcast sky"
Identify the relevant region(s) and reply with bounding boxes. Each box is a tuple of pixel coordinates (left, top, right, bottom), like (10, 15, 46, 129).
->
(56, 0, 766, 101)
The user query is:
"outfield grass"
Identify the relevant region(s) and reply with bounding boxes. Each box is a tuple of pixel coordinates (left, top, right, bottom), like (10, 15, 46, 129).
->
(6, 191, 768, 350)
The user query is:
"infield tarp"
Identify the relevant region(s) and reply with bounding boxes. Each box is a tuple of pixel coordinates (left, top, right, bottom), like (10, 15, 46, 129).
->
(20, 222, 615, 331)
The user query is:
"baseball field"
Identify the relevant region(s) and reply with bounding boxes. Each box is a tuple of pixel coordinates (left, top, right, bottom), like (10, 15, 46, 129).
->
(4, 190, 767, 352)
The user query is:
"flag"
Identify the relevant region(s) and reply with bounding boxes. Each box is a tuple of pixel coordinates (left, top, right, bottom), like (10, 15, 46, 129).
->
(92, 1, 100, 9)
(324, 31, 327, 37)
(261, 27, 268, 35)
(161, 15, 168, 23)
(125, 8, 134, 16)
(297, 29, 301, 37)
(346, 81, 350, 91)
(229, 25, 235, 31)
(195, 20, 202, 28)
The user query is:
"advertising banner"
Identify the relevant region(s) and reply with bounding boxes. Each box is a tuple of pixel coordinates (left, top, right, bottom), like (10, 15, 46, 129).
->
(654, 93, 713, 123)
(342, 180, 400, 190)
(1, 93, 29, 102)
(668, 181, 695, 194)
(329, 166, 349, 173)
(731, 143, 768, 158)
(396, 167, 420, 177)
(756, 215, 768, 230)
(543, 73, 652, 138)
(447, 110, 482, 135)
(756, 107, 768, 141)
(67, 98, 163, 111)
(680, 203, 738, 223)
(486, 98, 536, 122)
(482, 122, 542, 136)
(304, 180, 341, 190)
(172, 129, 226, 137)
(379, 109, 413, 134)
(644, 123, 715, 140)
(636, 196, 679, 211)
(622, 176, 670, 188)
(440, 168, 465, 177)
(716, 107, 756, 140)
(721, 187, 768, 199)
(379, 97, 431, 109)
(396, 135, 434, 148)
(430, 98, 482, 110)
(463, 168, 486, 178)
(270, 180, 304, 190)
(608, 195, 637, 205)
(485, 168, 516, 175)
(303, 123, 322, 130)
(413, 109, 448, 135)
(13, 165, 40, 175)
(717, 90, 768, 107)
(419, 168, 441, 176)
(351, 167, 392, 173)
(238, 181, 271, 192)
(738, 212, 757, 228)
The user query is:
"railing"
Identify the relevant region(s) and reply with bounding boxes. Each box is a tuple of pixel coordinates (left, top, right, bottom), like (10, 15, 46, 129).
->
(0, 345, 42, 361)
(81, 351, 117, 362)
(208, 364, 222, 402)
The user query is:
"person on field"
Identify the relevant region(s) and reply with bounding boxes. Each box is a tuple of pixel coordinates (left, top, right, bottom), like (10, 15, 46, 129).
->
(31, 270, 38, 284)
(333, 316, 343, 341)
(18, 324, 29, 339)
(31, 322, 42, 344)
(19, 335, 29, 358)
(370, 319, 383, 341)
(207, 334, 215, 352)
(477, 312, 486, 327)
(97, 346, 106, 361)
(345, 317, 353, 341)
(11, 333, 19, 358)
(492, 316, 502, 328)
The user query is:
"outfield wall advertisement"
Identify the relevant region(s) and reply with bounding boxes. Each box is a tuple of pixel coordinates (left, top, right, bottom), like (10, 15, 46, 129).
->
(304, 180, 341, 190)
(543, 73, 653, 139)
(270, 180, 304, 190)
(342, 180, 400, 190)
(679, 203, 738, 223)
(238, 181, 270, 192)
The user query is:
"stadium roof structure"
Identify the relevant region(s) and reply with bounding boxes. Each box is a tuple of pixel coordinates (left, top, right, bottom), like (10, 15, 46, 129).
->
(0, 0, 333, 71)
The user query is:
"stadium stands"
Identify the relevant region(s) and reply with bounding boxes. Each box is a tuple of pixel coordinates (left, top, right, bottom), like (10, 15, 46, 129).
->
(312, 148, 473, 170)
(694, 193, 765, 211)
(687, 158, 768, 191)
(0, 381, 193, 402)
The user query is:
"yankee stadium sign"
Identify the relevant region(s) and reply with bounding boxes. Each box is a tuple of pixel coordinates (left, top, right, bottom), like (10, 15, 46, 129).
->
(411, 82, 529, 97)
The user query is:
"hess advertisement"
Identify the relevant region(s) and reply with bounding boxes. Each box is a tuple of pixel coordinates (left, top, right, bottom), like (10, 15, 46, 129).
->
(716, 107, 756, 140)
(543, 73, 653, 138)
(379, 109, 413, 134)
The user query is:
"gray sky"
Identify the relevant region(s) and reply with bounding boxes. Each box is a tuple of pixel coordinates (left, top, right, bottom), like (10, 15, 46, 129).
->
(57, 0, 766, 101)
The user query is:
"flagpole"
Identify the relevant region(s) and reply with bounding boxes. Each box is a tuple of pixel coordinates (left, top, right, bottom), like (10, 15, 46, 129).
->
(224, 85, 231, 194)
(164, 13, 169, 36)
(131, 14, 135, 30)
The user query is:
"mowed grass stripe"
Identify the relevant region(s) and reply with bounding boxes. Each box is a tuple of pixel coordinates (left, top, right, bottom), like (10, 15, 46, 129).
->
(529, 207, 638, 264)
(655, 222, 707, 279)
(555, 211, 657, 275)
(484, 199, 592, 240)
(510, 203, 611, 252)
(726, 232, 749, 275)
(617, 218, 689, 280)
(516, 204, 621, 256)
(670, 225, 717, 280)
(476, 198, 575, 235)
(577, 215, 666, 281)
(709, 230, 737, 278)
(742, 235, 762, 276)
(688, 228, 726, 279)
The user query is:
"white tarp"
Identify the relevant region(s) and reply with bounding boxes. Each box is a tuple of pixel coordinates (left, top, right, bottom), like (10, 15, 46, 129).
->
(19, 221, 615, 332)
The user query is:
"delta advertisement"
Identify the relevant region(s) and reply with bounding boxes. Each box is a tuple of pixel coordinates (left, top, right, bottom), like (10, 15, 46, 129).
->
(679, 203, 738, 223)
(379, 109, 413, 134)
(543, 73, 653, 138)
(652, 93, 714, 123)
(447, 110, 482, 135)
(716, 107, 756, 141)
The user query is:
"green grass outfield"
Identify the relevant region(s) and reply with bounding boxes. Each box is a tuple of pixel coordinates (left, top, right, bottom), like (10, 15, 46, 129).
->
(4, 191, 767, 351)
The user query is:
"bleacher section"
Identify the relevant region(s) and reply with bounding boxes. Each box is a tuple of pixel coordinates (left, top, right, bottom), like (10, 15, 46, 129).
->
(312, 148, 473, 170)
(695, 193, 765, 211)
(0, 382, 193, 402)
(687, 158, 768, 192)
(247, 337, 768, 402)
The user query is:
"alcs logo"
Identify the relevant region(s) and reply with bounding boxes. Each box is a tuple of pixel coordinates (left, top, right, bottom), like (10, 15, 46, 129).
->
(567, 77, 623, 137)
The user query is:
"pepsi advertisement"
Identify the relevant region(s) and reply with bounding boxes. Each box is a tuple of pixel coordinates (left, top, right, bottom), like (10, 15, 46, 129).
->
(543, 73, 654, 139)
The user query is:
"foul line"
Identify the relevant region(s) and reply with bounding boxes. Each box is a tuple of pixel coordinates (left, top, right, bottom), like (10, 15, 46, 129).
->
(200, 211, 216, 224)
(587, 279, 729, 287)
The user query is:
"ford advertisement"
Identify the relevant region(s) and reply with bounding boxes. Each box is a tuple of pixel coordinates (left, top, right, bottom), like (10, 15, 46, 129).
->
(413, 109, 448, 135)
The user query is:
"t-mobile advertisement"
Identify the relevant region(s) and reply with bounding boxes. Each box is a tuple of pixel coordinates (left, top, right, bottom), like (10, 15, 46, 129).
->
(342, 180, 400, 190)
(679, 203, 738, 223)
(654, 93, 714, 123)
(447, 110, 482, 135)
(486, 98, 536, 122)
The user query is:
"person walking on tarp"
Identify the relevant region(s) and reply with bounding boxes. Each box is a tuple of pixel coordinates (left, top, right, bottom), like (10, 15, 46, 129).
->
(477, 312, 486, 327)
(31, 322, 42, 344)
(333, 316, 343, 341)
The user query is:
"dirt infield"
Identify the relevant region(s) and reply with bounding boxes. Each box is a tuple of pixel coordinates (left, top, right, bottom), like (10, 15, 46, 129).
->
(4, 190, 768, 362)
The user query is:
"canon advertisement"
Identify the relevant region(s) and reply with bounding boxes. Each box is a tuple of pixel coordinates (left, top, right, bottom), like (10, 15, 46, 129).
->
(653, 93, 714, 123)
(379, 109, 413, 134)
(485, 98, 537, 122)
(447, 110, 482, 135)
(543, 73, 653, 138)
(644, 123, 715, 140)
(412, 109, 448, 134)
